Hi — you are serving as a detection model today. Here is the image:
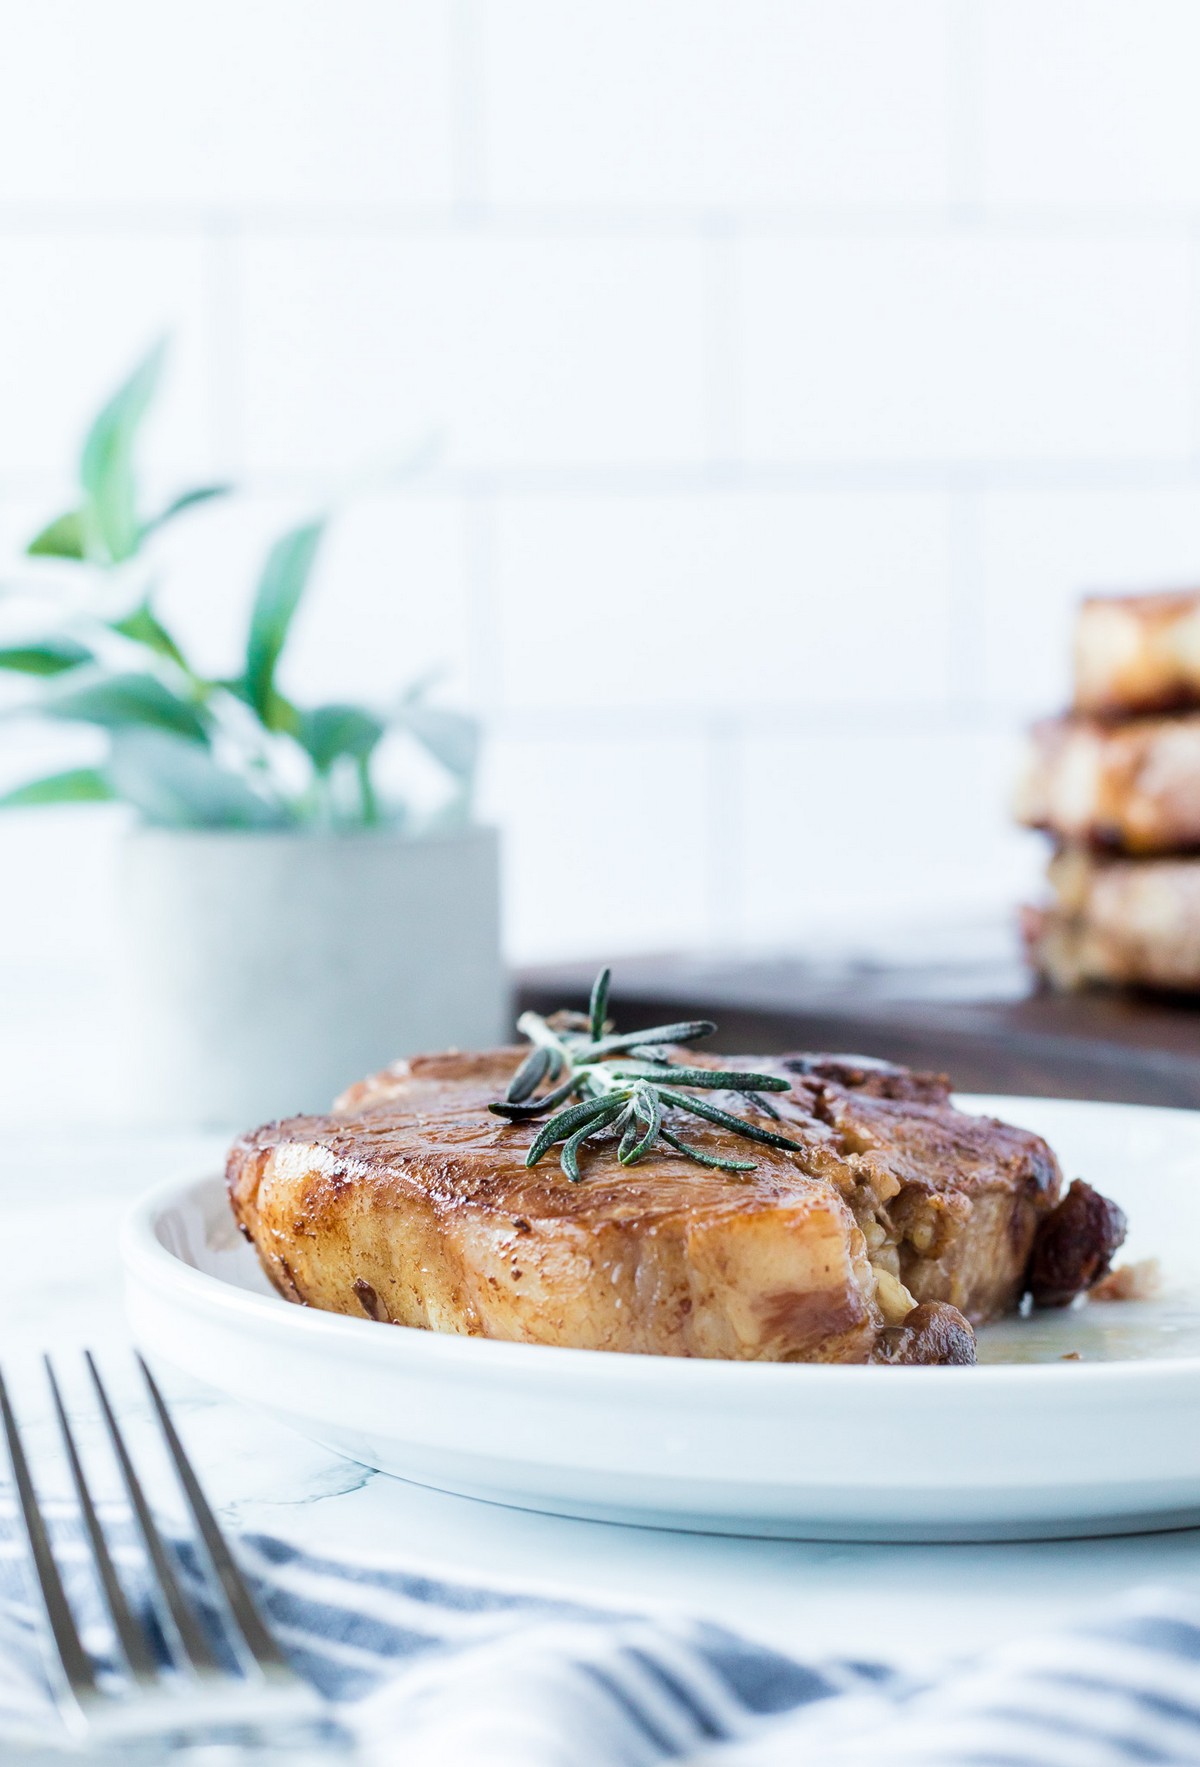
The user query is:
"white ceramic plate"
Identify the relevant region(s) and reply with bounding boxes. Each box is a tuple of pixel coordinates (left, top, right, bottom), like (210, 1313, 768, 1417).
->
(121, 1095, 1200, 1542)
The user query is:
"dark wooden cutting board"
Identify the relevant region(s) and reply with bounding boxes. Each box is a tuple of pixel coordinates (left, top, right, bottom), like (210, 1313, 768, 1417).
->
(517, 953, 1200, 1108)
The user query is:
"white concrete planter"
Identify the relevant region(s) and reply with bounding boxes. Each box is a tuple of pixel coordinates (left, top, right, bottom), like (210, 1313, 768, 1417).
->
(116, 825, 506, 1128)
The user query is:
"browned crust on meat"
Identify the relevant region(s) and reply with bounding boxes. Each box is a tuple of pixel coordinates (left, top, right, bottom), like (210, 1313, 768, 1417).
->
(1025, 1179, 1128, 1309)
(873, 1301, 977, 1366)
(782, 1053, 951, 1103)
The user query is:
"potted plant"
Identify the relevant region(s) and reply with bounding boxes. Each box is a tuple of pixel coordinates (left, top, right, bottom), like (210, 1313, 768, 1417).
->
(1, 343, 505, 1124)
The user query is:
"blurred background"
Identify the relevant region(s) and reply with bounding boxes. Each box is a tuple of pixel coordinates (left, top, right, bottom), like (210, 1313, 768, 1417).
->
(6, 0, 1200, 1121)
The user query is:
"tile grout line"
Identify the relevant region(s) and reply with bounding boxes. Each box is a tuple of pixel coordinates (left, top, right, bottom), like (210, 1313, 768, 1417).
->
(3, 204, 1200, 241)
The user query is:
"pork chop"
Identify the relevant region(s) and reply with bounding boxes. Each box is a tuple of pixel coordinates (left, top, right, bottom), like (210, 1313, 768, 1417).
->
(227, 1046, 1118, 1366)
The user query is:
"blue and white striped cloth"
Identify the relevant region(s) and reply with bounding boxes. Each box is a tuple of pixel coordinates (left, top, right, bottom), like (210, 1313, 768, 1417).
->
(2, 1503, 1200, 1764)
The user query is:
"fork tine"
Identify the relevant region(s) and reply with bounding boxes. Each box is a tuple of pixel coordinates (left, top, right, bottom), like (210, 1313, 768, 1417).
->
(0, 1367, 97, 1708)
(44, 1357, 160, 1688)
(84, 1351, 222, 1676)
(136, 1354, 292, 1679)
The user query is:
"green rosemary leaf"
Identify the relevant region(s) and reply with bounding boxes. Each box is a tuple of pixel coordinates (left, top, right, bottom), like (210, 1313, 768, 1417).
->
(560, 1102, 625, 1183)
(656, 1088, 808, 1153)
(588, 966, 611, 1044)
(583, 1021, 717, 1060)
(526, 1093, 627, 1167)
(619, 1085, 662, 1166)
(490, 968, 805, 1181)
(741, 1090, 782, 1120)
(506, 1045, 551, 1104)
(660, 1128, 756, 1173)
(607, 1065, 789, 1092)
(560, 1123, 589, 1183)
(488, 1073, 578, 1120)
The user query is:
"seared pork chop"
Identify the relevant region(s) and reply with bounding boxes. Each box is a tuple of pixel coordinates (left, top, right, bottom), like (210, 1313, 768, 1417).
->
(1074, 588, 1200, 716)
(1015, 711, 1200, 855)
(228, 1047, 1119, 1366)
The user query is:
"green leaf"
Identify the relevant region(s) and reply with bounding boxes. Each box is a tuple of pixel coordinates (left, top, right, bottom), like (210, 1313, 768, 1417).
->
(106, 729, 287, 828)
(26, 509, 87, 560)
(214, 675, 300, 737)
(80, 338, 167, 564)
(609, 1065, 791, 1092)
(561, 1114, 613, 1183)
(526, 1093, 628, 1168)
(394, 700, 479, 782)
(42, 672, 209, 745)
(505, 1045, 553, 1105)
(619, 1085, 662, 1165)
(659, 1128, 756, 1174)
(655, 1088, 808, 1153)
(0, 638, 92, 676)
(0, 768, 114, 810)
(589, 966, 611, 1044)
(295, 704, 384, 775)
(243, 520, 325, 729)
(141, 483, 231, 539)
(488, 1073, 578, 1121)
(582, 1021, 717, 1060)
(109, 601, 188, 670)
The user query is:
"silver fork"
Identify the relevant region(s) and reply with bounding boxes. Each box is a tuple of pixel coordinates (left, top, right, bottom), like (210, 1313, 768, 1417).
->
(0, 1352, 355, 1759)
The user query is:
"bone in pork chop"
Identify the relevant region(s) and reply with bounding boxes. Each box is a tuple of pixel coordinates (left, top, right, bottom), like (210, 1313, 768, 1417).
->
(227, 1046, 1123, 1367)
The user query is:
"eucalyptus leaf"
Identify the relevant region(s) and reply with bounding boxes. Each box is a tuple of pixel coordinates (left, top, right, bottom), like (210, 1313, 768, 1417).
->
(0, 768, 114, 810)
(243, 520, 325, 730)
(141, 483, 231, 538)
(295, 704, 384, 775)
(80, 338, 167, 564)
(106, 729, 287, 829)
(110, 601, 188, 670)
(41, 672, 209, 745)
(0, 638, 92, 676)
(26, 509, 87, 560)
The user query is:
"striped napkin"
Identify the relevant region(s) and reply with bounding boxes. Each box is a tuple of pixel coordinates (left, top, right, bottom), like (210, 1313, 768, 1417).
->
(2, 1505, 1199, 1764)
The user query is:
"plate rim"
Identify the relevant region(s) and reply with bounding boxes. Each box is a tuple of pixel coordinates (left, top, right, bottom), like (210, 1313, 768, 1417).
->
(122, 1087, 1200, 1390)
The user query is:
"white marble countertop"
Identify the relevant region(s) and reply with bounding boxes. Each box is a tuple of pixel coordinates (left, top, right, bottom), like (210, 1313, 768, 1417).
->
(4, 1125, 1200, 1748)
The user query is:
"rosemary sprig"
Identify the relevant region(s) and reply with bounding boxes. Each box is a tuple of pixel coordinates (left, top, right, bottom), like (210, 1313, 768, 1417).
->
(488, 966, 807, 1182)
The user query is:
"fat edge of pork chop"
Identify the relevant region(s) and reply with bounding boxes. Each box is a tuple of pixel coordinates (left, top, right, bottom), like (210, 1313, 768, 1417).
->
(227, 1050, 1109, 1364)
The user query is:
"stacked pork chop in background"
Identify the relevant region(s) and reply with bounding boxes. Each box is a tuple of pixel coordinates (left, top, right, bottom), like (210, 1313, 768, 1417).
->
(1017, 592, 1200, 993)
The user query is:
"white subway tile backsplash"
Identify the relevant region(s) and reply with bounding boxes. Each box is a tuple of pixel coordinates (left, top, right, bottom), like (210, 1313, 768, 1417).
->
(480, 0, 953, 210)
(981, 0, 1200, 209)
(0, 234, 214, 484)
(6, 2, 1200, 971)
(736, 724, 1041, 943)
(479, 731, 713, 960)
(735, 234, 1194, 466)
(0, 0, 455, 209)
(240, 234, 709, 474)
(979, 483, 1200, 717)
(492, 491, 953, 713)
